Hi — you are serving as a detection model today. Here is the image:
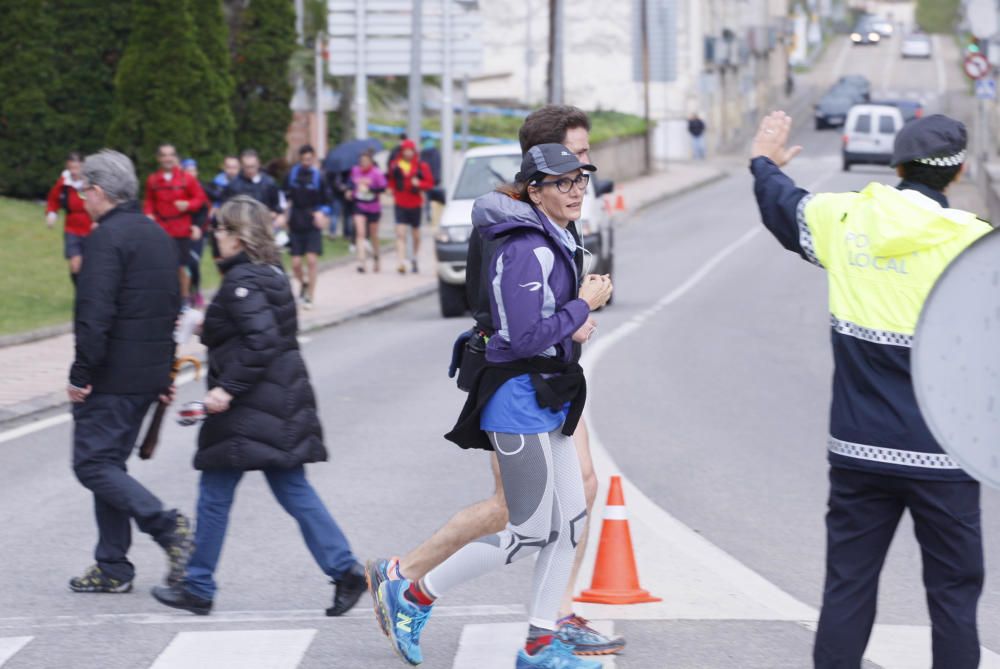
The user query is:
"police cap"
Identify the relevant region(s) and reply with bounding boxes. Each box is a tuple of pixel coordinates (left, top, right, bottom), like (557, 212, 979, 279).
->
(891, 114, 967, 167)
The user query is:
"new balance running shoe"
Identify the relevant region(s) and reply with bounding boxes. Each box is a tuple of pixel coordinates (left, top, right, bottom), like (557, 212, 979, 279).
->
(378, 578, 432, 665)
(366, 558, 395, 637)
(556, 615, 626, 655)
(515, 639, 602, 669)
(68, 565, 132, 594)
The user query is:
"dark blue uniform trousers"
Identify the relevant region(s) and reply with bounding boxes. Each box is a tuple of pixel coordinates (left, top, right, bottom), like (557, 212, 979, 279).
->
(73, 393, 178, 582)
(814, 467, 984, 669)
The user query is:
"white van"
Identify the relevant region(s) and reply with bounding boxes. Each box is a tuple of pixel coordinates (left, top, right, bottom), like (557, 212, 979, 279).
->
(842, 104, 905, 171)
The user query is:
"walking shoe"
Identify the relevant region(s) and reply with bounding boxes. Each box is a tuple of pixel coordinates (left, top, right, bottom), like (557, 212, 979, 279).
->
(411, 260, 419, 274)
(515, 639, 602, 669)
(68, 565, 133, 594)
(299, 282, 309, 300)
(397, 262, 407, 275)
(151, 584, 213, 615)
(327, 561, 367, 617)
(378, 578, 432, 665)
(302, 296, 314, 310)
(556, 615, 625, 655)
(159, 512, 194, 587)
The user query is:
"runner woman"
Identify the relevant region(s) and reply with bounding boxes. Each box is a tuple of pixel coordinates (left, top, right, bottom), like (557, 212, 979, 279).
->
(45, 152, 93, 284)
(376, 144, 612, 668)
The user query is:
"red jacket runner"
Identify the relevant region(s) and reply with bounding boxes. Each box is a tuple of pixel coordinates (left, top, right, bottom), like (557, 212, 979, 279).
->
(46, 172, 93, 237)
(143, 167, 207, 238)
(388, 158, 435, 209)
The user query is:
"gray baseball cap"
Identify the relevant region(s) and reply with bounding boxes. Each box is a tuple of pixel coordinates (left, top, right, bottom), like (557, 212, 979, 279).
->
(515, 143, 596, 183)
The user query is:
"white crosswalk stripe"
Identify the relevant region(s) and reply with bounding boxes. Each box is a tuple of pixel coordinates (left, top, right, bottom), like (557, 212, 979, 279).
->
(0, 637, 32, 667)
(148, 629, 316, 669)
(452, 622, 617, 668)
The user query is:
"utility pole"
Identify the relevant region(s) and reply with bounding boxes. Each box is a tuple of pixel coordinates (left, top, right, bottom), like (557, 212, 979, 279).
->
(314, 33, 327, 156)
(547, 0, 564, 103)
(525, 0, 533, 103)
(355, 0, 368, 139)
(640, 0, 651, 173)
(408, 0, 423, 143)
(461, 74, 471, 152)
(442, 0, 455, 197)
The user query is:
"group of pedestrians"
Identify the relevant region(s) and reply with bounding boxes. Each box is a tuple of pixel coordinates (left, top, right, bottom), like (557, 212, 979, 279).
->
(55, 95, 991, 669)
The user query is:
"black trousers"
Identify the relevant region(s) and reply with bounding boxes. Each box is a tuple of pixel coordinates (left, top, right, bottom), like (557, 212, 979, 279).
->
(814, 467, 984, 669)
(72, 393, 177, 581)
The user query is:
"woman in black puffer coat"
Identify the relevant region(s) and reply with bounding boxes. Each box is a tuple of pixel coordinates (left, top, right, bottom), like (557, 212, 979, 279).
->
(152, 196, 366, 617)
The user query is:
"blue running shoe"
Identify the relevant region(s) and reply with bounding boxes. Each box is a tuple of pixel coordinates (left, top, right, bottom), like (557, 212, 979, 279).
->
(556, 615, 625, 655)
(515, 639, 603, 669)
(377, 578, 432, 666)
(366, 558, 392, 637)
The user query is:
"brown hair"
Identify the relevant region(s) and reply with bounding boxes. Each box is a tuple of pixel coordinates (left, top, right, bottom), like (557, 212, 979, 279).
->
(496, 181, 532, 204)
(216, 195, 281, 266)
(518, 105, 591, 153)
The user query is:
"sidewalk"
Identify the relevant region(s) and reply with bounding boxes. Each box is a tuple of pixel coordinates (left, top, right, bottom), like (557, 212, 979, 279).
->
(0, 161, 726, 426)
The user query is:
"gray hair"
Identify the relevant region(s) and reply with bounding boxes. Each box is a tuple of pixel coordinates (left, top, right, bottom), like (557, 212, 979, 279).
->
(82, 150, 138, 203)
(216, 195, 281, 265)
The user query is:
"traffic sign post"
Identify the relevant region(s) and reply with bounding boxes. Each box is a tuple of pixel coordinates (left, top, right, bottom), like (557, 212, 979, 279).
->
(965, 52, 990, 80)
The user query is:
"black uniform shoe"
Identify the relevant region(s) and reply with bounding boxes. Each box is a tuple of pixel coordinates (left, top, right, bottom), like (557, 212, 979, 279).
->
(326, 561, 367, 617)
(68, 565, 133, 594)
(152, 585, 213, 616)
(158, 512, 195, 587)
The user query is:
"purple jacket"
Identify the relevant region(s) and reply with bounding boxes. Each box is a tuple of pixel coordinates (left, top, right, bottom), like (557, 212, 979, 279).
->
(349, 165, 387, 215)
(472, 192, 590, 364)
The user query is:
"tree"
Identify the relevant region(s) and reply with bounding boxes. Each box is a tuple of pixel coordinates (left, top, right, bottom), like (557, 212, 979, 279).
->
(107, 0, 233, 176)
(189, 0, 237, 170)
(232, 0, 296, 160)
(0, 0, 63, 197)
(49, 0, 132, 160)
(915, 0, 960, 33)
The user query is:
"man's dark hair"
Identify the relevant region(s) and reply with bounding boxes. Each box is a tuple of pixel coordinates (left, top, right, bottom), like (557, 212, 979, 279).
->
(298, 144, 315, 157)
(156, 143, 176, 155)
(223, 155, 240, 164)
(899, 161, 963, 192)
(518, 105, 591, 152)
(240, 149, 259, 161)
(66, 151, 83, 163)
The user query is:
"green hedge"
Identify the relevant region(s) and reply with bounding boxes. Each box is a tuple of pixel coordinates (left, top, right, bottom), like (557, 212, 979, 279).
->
(916, 0, 960, 33)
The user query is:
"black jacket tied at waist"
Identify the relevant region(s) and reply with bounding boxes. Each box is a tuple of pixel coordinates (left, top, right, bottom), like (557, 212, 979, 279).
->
(445, 356, 587, 451)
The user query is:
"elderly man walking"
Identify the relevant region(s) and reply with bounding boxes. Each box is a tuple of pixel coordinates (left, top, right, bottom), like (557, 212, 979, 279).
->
(68, 150, 194, 594)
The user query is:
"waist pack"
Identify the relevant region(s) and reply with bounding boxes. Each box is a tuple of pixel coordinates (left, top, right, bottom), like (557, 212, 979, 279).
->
(448, 328, 489, 392)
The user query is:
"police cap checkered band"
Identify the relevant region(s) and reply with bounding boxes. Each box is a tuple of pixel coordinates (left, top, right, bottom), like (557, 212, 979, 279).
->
(891, 114, 967, 167)
(916, 150, 967, 167)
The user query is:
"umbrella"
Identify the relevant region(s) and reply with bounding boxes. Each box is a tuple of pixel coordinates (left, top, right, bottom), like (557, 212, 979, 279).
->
(324, 138, 384, 174)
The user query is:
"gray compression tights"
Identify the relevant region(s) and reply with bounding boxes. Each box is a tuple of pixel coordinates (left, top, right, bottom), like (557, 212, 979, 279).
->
(422, 429, 587, 629)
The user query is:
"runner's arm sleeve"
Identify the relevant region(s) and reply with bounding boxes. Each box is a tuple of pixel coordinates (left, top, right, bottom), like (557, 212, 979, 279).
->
(215, 283, 281, 397)
(497, 242, 590, 359)
(750, 156, 816, 263)
(45, 179, 62, 214)
(317, 175, 333, 215)
(69, 228, 122, 387)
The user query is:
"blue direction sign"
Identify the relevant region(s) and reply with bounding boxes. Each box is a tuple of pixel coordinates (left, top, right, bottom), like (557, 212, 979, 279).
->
(976, 78, 997, 100)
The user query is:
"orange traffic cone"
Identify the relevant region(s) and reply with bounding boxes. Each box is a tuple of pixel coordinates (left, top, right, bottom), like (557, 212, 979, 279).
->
(613, 194, 627, 212)
(575, 476, 661, 605)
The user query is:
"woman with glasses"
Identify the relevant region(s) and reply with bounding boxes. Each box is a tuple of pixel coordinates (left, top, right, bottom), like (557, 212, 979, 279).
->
(375, 144, 612, 669)
(151, 195, 367, 618)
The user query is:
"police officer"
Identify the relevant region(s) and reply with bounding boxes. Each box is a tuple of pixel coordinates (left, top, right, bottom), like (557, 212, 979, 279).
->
(749, 111, 991, 668)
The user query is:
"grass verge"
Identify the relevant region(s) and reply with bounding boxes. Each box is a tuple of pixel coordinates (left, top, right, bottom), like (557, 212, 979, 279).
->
(0, 196, 350, 337)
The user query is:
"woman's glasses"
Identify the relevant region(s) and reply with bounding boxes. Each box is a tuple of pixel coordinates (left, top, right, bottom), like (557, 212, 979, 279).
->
(533, 173, 590, 194)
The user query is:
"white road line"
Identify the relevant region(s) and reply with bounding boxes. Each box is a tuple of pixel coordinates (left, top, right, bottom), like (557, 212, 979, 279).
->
(453, 622, 616, 669)
(149, 629, 316, 669)
(0, 369, 201, 446)
(0, 604, 527, 630)
(0, 637, 32, 666)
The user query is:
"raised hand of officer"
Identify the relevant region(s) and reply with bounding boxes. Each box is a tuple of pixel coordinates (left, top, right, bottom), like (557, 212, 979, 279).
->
(579, 274, 613, 310)
(751, 111, 803, 167)
(204, 387, 233, 414)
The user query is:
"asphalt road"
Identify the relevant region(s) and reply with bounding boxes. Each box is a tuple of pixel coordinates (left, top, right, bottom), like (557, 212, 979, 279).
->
(0, 35, 993, 669)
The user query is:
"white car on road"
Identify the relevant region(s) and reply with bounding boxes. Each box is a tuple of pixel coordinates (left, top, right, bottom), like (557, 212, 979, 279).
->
(901, 33, 932, 59)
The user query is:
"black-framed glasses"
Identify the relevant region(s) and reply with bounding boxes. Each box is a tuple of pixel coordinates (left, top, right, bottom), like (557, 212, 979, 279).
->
(533, 173, 590, 193)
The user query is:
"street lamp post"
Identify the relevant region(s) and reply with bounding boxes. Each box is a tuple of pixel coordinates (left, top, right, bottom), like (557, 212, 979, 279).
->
(442, 0, 455, 198)
(408, 0, 423, 143)
(355, 0, 368, 140)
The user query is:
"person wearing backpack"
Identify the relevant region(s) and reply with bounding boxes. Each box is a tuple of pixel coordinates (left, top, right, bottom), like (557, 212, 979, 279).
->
(283, 145, 334, 309)
(45, 152, 94, 285)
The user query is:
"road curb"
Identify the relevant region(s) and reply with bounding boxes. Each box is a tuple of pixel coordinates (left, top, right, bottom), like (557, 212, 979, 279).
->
(0, 279, 438, 430)
(624, 169, 731, 222)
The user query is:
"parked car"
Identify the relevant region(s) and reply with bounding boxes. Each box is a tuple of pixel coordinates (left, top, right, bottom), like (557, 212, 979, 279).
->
(870, 18, 894, 38)
(842, 104, 905, 171)
(901, 32, 932, 59)
(435, 144, 615, 318)
(871, 98, 924, 123)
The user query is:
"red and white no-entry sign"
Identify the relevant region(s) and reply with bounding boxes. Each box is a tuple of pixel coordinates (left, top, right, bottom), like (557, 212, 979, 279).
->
(965, 53, 990, 79)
